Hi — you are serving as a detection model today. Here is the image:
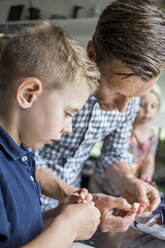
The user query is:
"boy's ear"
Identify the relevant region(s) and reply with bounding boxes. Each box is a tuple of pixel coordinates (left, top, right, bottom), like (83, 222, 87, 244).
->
(16, 77, 42, 109)
(87, 40, 96, 62)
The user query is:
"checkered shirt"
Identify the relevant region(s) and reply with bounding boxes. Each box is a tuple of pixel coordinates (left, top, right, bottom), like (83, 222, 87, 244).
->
(34, 96, 140, 210)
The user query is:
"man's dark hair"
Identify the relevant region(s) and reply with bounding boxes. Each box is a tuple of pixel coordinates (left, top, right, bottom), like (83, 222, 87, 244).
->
(93, 0, 165, 80)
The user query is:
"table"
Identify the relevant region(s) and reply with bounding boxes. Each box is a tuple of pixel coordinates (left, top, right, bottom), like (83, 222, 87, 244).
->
(82, 227, 165, 248)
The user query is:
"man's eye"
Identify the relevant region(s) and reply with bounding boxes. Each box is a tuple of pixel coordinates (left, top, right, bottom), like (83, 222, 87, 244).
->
(64, 112, 72, 118)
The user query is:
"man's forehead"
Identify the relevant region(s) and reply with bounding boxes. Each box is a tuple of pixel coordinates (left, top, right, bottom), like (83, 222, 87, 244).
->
(100, 59, 131, 73)
(99, 60, 159, 97)
(101, 73, 157, 98)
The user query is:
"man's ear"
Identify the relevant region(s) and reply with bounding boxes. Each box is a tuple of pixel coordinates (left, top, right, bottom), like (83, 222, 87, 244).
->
(87, 40, 96, 62)
(16, 77, 42, 109)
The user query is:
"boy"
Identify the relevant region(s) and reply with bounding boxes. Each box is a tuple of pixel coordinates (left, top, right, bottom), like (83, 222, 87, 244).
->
(0, 22, 101, 248)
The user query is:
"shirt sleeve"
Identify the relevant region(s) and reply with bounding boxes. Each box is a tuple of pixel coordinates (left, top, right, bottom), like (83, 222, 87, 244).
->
(95, 97, 140, 177)
(0, 184, 11, 242)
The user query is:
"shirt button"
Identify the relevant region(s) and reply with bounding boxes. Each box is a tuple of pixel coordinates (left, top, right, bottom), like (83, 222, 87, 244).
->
(30, 175, 34, 181)
(22, 156, 27, 162)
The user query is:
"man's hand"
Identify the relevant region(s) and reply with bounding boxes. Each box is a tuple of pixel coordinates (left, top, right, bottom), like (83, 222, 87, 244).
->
(121, 177, 160, 216)
(106, 162, 161, 218)
(93, 194, 136, 232)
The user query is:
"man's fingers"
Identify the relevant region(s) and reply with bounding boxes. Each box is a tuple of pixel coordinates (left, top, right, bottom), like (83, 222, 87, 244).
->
(137, 183, 160, 212)
(136, 183, 149, 204)
(147, 187, 160, 211)
(100, 211, 136, 232)
(113, 197, 132, 211)
(148, 192, 161, 212)
(133, 180, 160, 215)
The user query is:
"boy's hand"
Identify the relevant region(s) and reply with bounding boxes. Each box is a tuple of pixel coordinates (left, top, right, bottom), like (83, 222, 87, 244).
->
(92, 194, 136, 232)
(54, 188, 93, 216)
(60, 202, 101, 240)
(54, 188, 100, 240)
(71, 188, 93, 204)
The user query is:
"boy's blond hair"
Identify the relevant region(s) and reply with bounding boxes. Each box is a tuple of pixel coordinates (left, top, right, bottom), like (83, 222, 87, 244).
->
(0, 22, 99, 94)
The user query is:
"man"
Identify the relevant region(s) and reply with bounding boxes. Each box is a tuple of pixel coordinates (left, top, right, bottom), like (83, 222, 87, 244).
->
(35, 0, 165, 232)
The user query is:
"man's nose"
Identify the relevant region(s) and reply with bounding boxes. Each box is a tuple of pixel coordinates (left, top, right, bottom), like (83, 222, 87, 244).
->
(117, 96, 131, 113)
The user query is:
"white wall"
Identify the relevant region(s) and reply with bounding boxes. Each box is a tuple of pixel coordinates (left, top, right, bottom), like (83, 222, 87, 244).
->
(0, 0, 112, 22)
(0, 0, 164, 22)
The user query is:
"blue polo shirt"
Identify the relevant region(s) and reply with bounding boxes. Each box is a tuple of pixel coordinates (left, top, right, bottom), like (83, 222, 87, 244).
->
(0, 126, 44, 248)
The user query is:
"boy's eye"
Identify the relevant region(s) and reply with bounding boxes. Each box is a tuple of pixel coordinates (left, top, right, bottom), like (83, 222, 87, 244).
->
(64, 111, 72, 118)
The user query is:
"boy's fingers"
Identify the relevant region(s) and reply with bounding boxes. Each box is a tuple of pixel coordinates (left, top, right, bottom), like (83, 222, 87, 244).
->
(71, 188, 93, 204)
(77, 188, 88, 200)
(79, 188, 88, 196)
(88, 201, 96, 207)
(85, 193, 93, 203)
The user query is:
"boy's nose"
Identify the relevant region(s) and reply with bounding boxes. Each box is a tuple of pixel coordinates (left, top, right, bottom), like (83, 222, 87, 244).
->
(63, 122, 72, 134)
